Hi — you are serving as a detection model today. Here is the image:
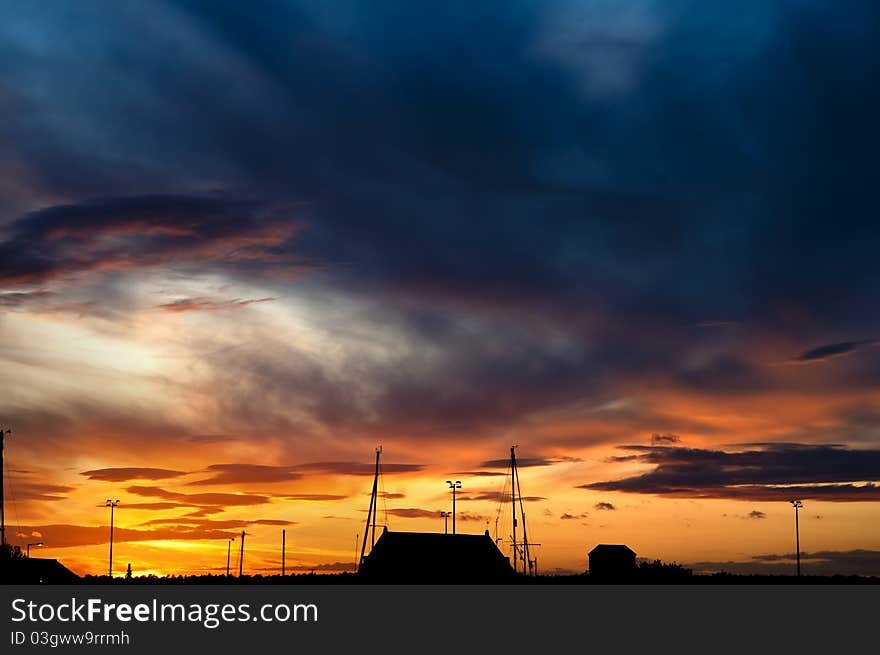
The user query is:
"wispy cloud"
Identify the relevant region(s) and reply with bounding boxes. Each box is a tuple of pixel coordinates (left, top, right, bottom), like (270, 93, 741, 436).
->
(9, 523, 241, 548)
(560, 512, 589, 520)
(125, 485, 270, 507)
(188, 461, 424, 486)
(650, 433, 679, 445)
(385, 508, 442, 519)
(479, 456, 582, 469)
(155, 297, 275, 313)
(81, 467, 188, 482)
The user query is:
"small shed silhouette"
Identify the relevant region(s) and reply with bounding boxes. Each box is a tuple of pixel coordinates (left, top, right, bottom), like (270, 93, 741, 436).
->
(588, 544, 636, 579)
(358, 529, 513, 582)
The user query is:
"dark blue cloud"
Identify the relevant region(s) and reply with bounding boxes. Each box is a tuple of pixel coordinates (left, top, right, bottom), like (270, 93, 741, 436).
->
(2, 0, 880, 415)
(583, 443, 880, 501)
(794, 341, 876, 363)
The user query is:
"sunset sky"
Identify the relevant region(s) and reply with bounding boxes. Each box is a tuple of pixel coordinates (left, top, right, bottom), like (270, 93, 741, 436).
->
(1, 1, 879, 578)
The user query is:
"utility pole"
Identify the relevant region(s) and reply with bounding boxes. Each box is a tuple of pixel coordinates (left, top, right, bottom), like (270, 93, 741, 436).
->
(446, 480, 461, 534)
(226, 537, 234, 577)
(791, 500, 803, 577)
(282, 529, 286, 576)
(105, 500, 120, 577)
(1, 429, 10, 549)
(239, 530, 245, 577)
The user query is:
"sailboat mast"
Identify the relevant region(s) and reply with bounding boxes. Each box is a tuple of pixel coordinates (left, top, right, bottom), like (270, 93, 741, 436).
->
(371, 446, 381, 548)
(515, 456, 530, 575)
(511, 445, 517, 574)
(358, 446, 381, 570)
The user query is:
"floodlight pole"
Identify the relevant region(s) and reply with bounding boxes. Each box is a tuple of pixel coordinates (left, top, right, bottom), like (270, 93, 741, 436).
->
(105, 500, 120, 577)
(446, 481, 461, 534)
(226, 537, 235, 577)
(791, 500, 803, 577)
(0, 429, 10, 548)
(239, 530, 245, 577)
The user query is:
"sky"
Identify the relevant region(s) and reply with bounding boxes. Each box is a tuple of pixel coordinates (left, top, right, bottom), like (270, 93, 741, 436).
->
(1, 0, 879, 577)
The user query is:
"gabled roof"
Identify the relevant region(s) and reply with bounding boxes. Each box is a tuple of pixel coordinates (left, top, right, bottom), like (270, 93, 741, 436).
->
(589, 544, 636, 556)
(358, 530, 513, 582)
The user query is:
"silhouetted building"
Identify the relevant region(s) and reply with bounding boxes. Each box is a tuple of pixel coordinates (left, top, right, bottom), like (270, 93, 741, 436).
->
(358, 529, 513, 582)
(589, 544, 636, 579)
(0, 557, 79, 584)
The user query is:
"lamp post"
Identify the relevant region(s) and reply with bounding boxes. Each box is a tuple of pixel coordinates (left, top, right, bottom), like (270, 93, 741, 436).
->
(105, 500, 120, 577)
(440, 511, 450, 534)
(790, 500, 803, 577)
(446, 480, 461, 534)
(239, 530, 245, 577)
(26, 542, 43, 558)
(1, 428, 11, 549)
(226, 536, 235, 577)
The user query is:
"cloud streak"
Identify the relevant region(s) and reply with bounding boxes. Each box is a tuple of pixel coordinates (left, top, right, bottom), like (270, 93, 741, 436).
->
(155, 297, 275, 313)
(188, 462, 424, 485)
(125, 485, 270, 507)
(0, 195, 301, 286)
(81, 468, 188, 482)
(791, 341, 877, 364)
(582, 444, 880, 502)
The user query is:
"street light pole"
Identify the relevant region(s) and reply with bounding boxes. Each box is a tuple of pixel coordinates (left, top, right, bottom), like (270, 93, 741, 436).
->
(226, 537, 235, 577)
(239, 530, 245, 577)
(440, 511, 449, 534)
(446, 481, 461, 534)
(105, 500, 120, 577)
(27, 542, 43, 558)
(1, 429, 11, 549)
(791, 500, 803, 577)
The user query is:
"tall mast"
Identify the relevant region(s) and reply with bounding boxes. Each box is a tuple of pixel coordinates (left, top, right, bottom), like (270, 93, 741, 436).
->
(511, 445, 517, 574)
(371, 446, 381, 548)
(358, 446, 381, 570)
(514, 454, 531, 575)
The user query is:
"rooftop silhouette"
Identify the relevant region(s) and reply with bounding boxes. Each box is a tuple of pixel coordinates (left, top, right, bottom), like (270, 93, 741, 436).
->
(357, 528, 513, 583)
